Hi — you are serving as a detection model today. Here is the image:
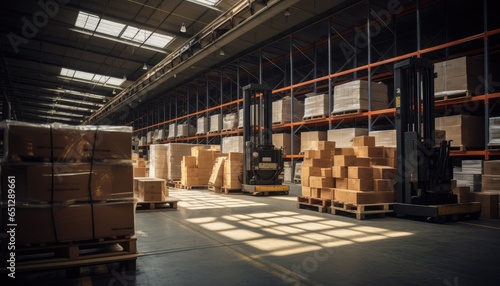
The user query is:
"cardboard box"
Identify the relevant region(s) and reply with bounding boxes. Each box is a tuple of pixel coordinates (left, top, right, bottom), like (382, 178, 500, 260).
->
(348, 167, 373, 179)
(310, 176, 334, 188)
(356, 157, 371, 167)
(336, 178, 349, 189)
(301, 186, 311, 197)
(1, 163, 133, 203)
(435, 115, 485, 148)
(369, 158, 388, 166)
(332, 166, 347, 178)
(473, 192, 499, 219)
(321, 168, 332, 177)
(301, 166, 322, 187)
(309, 187, 321, 198)
(452, 186, 473, 203)
(304, 150, 333, 159)
(273, 133, 301, 155)
(317, 141, 336, 150)
(334, 155, 357, 166)
(347, 178, 374, 191)
(338, 148, 355, 155)
(301, 131, 327, 152)
(384, 147, 397, 158)
(352, 136, 376, 147)
(209, 157, 226, 187)
(482, 175, 500, 191)
(138, 179, 166, 201)
(334, 189, 394, 204)
(182, 156, 197, 168)
(303, 158, 331, 168)
(434, 56, 483, 95)
(328, 128, 368, 148)
(133, 167, 147, 177)
(374, 179, 395, 192)
(353, 146, 384, 158)
(2, 122, 132, 161)
(320, 188, 335, 200)
(369, 130, 396, 147)
(1, 200, 136, 244)
(372, 166, 398, 180)
(484, 160, 500, 175)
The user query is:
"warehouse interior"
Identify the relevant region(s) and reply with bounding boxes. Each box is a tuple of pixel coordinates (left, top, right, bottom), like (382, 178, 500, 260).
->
(1, 0, 500, 285)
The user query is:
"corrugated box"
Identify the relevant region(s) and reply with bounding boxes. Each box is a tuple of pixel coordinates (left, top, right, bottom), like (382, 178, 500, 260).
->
(384, 147, 397, 158)
(332, 80, 388, 114)
(321, 168, 332, 177)
(369, 130, 397, 147)
(273, 133, 300, 155)
(435, 115, 484, 148)
(484, 160, 500, 175)
(332, 166, 347, 178)
(301, 166, 322, 187)
(473, 192, 499, 219)
(347, 178, 374, 191)
(138, 179, 166, 201)
(301, 186, 311, 197)
(273, 96, 305, 123)
(336, 178, 349, 189)
(309, 176, 334, 188)
(372, 166, 397, 180)
(452, 186, 473, 203)
(334, 189, 394, 204)
(482, 175, 500, 191)
(352, 136, 376, 147)
(320, 188, 335, 200)
(348, 167, 373, 179)
(304, 150, 333, 159)
(222, 136, 244, 153)
(133, 166, 147, 177)
(303, 93, 329, 119)
(353, 146, 384, 157)
(334, 155, 357, 166)
(210, 114, 223, 132)
(300, 131, 327, 152)
(182, 156, 197, 168)
(434, 56, 483, 95)
(303, 158, 331, 168)
(374, 179, 395, 192)
(317, 141, 336, 150)
(356, 157, 371, 167)
(196, 117, 209, 135)
(338, 148, 355, 155)
(328, 128, 368, 148)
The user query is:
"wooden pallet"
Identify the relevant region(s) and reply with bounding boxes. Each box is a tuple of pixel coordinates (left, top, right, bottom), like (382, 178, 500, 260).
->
(331, 109, 365, 116)
(297, 202, 328, 213)
(222, 187, 242, 194)
(221, 128, 238, 132)
(435, 91, 471, 101)
(4, 237, 141, 275)
(208, 130, 221, 134)
(136, 197, 179, 210)
(330, 201, 393, 220)
(303, 114, 327, 121)
(296, 196, 329, 213)
(177, 184, 208, 190)
(309, 197, 332, 207)
(167, 180, 181, 187)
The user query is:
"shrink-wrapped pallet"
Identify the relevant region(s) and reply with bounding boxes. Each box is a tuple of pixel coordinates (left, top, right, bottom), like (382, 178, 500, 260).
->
(210, 114, 222, 132)
(223, 112, 238, 130)
(222, 136, 244, 153)
(168, 123, 177, 139)
(489, 117, 500, 147)
(332, 80, 388, 114)
(196, 117, 209, 135)
(273, 96, 304, 123)
(303, 93, 328, 119)
(177, 124, 196, 137)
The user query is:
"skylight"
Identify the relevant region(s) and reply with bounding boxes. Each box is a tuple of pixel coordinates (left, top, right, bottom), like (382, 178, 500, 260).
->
(187, 0, 219, 6)
(60, 68, 126, 87)
(74, 11, 173, 49)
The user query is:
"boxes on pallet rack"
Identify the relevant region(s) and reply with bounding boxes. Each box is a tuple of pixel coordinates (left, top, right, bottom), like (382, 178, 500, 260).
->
(177, 124, 196, 137)
(0, 120, 136, 245)
(168, 123, 177, 139)
(210, 114, 222, 132)
(327, 128, 368, 148)
(196, 117, 209, 135)
(300, 131, 327, 152)
(238, 105, 261, 128)
(273, 133, 300, 155)
(434, 56, 483, 97)
(223, 112, 238, 130)
(272, 96, 304, 123)
(332, 80, 388, 114)
(489, 117, 500, 147)
(435, 115, 484, 149)
(303, 93, 328, 119)
(222, 136, 244, 153)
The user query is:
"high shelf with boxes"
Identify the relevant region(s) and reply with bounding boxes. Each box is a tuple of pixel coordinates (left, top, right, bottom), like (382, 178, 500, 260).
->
(129, 0, 500, 174)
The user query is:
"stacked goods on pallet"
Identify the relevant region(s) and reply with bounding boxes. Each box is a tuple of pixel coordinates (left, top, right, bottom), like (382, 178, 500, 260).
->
(210, 114, 222, 132)
(238, 105, 261, 128)
(223, 152, 244, 190)
(273, 96, 304, 123)
(328, 128, 368, 148)
(434, 56, 483, 97)
(156, 129, 166, 142)
(294, 162, 302, 183)
(0, 121, 136, 245)
(209, 156, 227, 188)
(332, 80, 388, 114)
(489, 117, 500, 147)
(273, 133, 300, 155)
(334, 136, 397, 205)
(147, 131, 153, 144)
(453, 160, 482, 192)
(300, 131, 327, 152)
(301, 141, 336, 201)
(168, 123, 177, 139)
(303, 93, 328, 119)
(149, 143, 205, 181)
(482, 160, 500, 193)
(223, 112, 238, 130)
(180, 146, 221, 186)
(435, 115, 484, 149)
(135, 178, 168, 201)
(474, 160, 500, 218)
(177, 123, 196, 137)
(149, 144, 169, 180)
(196, 117, 209, 135)
(368, 129, 446, 148)
(222, 136, 244, 153)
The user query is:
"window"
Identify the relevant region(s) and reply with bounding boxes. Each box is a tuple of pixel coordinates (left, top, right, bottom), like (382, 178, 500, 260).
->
(60, 68, 126, 87)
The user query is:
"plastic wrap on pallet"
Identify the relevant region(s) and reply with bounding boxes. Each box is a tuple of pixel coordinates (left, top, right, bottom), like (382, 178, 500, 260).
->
(156, 129, 165, 142)
(177, 124, 196, 137)
(272, 96, 304, 123)
(223, 112, 238, 130)
(196, 117, 209, 134)
(489, 117, 500, 147)
(303, 93, 328, 119)
(210, 114, 222, 132)
(222, 136, 244, 153)
(237, 105, 261, 128)
(300, 131, 327, 152)
(146, 131, 153, 144)
(453, 171, 482, 192)
(168, 123, 177, 139)
(332, 80, 388, 114)
(327, 128, 368, 148)
(139, 136, 147, 146)
(369, 130, 396, 147)
(0, 120, 132, 162)
(460, 160, 483, 174)
(149, 144, 169, 180)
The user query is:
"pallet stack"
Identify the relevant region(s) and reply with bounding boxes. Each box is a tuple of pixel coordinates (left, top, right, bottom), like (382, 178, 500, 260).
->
(300, 131, 327, 153)
(223, 112, 238, 130)
(168, 123, 177, 139)
(272, 96, 304, 124)
(180, 146, 221, 187)
(435, 115, 484, 150)
(327, 128, 368, 148)
(332, 80, 388, 115)
(177, 123, 196, 137)
(222, 136, 244, 153)
(489, 117, 500, 148)
(0, 120, 137, 264)
(223, 152, 244, 191)
(210, 114, 222, 133)
(434, 56, 483, 97)
(303, 93, 328, 120)
(196, 116, 209, 135)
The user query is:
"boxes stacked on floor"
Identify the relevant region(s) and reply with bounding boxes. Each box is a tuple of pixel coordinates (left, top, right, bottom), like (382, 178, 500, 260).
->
(474, 160, 500, 218)
(0, 120, 136, 245)
(210, 114, 222, 132)
(273, 133, 300, 155)
(303, 93, 329, 119)
(328, 128, 368, 148)
(223, 112, 238, 130)
(181, 145, 222, 186)
(489, 117, 500, 148)
(453, 160, 482, 192)
(434, 56, 483, 97)
(196, 117, 209, 135)
(272, 96, 304, 124)
(223, 152, 244, 190)
(332, 80, 388, 114)
(149, 143, 204, 181)
(300, 131, 327, 152)
(435, 115, 484, 149)
(208, 156, 227, 189)
(301, 141, 336, 200)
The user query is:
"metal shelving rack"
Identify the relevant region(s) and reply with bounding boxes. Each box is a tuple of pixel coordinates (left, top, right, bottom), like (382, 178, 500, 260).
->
(130, 0, 500, 165)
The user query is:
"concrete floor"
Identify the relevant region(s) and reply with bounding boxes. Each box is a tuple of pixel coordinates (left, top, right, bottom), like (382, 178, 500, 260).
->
(16, 184, 500, 286)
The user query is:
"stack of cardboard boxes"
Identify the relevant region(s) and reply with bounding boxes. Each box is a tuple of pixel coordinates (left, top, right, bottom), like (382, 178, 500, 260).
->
(0, 120, 136, 244)
(435, 115, 484, 149)
(433, 56, 483, 97)
(223, 152, 244, 190)
(332, 80, 388, 114)
(301, 141, 336, 200)
(303, 93, 329, 119)
(272, 96, 304, 124)
(181, 146, 221, 186)
(196, 117, 208, 135)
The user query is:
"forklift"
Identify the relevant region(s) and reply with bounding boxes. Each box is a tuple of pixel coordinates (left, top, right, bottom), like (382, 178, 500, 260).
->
(393, 57, 481, 222)
(240, 84, 289, 195)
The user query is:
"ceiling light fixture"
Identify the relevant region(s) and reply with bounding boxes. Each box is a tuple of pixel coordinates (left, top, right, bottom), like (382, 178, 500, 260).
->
(143, 63, 148, 70)
(180, 23, 186, 33)
(284, 9, 291, 17)
(112, 89, 117, 95)
(219, 49, 225, 56)
(123, 74, 127, 81)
